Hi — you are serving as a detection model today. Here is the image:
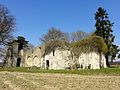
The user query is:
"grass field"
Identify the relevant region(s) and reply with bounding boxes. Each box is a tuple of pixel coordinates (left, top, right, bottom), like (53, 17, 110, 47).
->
(1, 67, 120, 76)
(0, 67, 120, 90)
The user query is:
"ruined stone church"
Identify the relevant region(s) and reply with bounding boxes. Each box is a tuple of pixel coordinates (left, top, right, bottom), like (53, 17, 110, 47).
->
(5, 36, 107, 69)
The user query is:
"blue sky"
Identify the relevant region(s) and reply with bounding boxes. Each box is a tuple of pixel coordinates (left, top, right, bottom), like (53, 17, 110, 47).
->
(0, 0, 120, 46)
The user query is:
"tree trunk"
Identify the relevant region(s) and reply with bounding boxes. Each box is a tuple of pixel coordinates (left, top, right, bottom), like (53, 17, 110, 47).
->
(105, 54, 110, 67)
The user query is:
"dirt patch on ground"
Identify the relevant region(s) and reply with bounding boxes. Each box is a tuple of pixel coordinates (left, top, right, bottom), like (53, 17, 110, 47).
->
(0, 71, 120, 90)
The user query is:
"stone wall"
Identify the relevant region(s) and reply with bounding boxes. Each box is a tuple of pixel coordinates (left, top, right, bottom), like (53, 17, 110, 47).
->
(78, 52, 106, 69)
(8, 45, 106, 70)
(42, 49, 71, 70)
(21, 46, 44, 67)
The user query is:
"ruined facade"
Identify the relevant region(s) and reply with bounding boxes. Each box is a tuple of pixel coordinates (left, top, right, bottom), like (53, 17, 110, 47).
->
(42, 49, 71, 69)
(5, 45, 106, 69)
(19, 46, 44, 67)
(5, 36, 108, 69)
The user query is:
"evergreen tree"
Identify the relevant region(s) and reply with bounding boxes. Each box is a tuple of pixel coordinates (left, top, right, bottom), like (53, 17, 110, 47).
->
(15, 36, 28, 50)
(94, 7, 120, 67)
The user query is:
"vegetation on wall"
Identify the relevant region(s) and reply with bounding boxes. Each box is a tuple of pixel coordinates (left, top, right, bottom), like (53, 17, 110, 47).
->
(43, 35, 107, 58)
(44, 39, 69, 55)
(71, 35, 107, 57)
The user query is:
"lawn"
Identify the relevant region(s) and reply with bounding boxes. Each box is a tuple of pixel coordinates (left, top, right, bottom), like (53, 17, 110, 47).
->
(0, 67, 120, 76)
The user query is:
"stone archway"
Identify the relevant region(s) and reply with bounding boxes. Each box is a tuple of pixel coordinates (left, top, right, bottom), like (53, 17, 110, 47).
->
(27, 56, 33, 67)
(33, 56, 39, 67)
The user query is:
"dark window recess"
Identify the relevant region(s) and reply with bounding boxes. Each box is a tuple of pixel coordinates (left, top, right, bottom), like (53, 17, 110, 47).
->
(53, 50, 55, 56)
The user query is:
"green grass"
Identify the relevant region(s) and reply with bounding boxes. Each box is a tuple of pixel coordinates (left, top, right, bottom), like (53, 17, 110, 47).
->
(0, 67, 120, 76)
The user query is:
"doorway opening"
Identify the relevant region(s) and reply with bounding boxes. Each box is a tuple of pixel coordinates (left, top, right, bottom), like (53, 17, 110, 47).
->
(46, 60, 49, 69)
(16, 57, 21, 67)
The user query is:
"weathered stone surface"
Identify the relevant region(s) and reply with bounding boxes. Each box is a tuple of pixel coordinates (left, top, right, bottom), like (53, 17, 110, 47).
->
(5, 45, 106, 69)
(42, 49, 71, 69)
(79, 52, 106, 69)
(22, 46, 44, 67)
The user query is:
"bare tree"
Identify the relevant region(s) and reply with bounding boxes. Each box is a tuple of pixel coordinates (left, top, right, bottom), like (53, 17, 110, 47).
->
(0, 4, 15, 45)
(71, 30, 88, 42)
(40, 27, 68, 43)
(0, 4, 15, 62)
